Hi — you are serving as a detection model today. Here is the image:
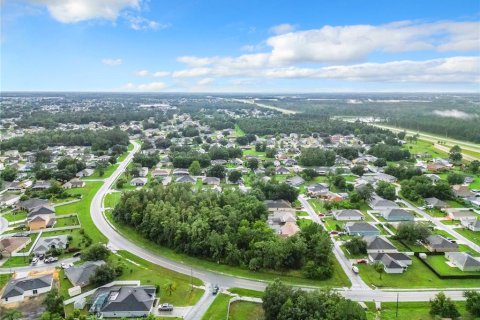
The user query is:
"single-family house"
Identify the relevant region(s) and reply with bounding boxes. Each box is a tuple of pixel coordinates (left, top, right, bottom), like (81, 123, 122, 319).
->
(64, 261, 106, 287)
(285, 176, 305, 187)
(88, 286, 156, 318)
(424, 197, 447, 209)
(381, 208, 414, 221)
(461, 218, 480, 232)
(76, 169, 94, 177)
(445, 252, 480, 272)
(333, 209, 364, 221)
(32, 180, 51, 190)
(345, 222, 380, 237)
(1, 274, 53, 304)
(130, 178, 148, 187)
(275, 167, 290, 175)
(369, 197, 399, 210)
(0, 237, 31, 257)
(363, 236, 397, 253)
(33, 235, 69, 256)
(203, 177, 221, 186)
(175, 175, 196, 184)
(63, 178, 86, 189)
(424, 235, 459, 252)
(452, 185, 475, 198)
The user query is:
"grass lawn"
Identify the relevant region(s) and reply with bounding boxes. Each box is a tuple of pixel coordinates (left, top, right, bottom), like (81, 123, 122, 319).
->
(323, 218, 344, 231)
(243, 149, 266, 157)
(229, 301, 264, 320)
(104, 192, 122, 209)
(425, 255, 480, 276)
(2, 210, 27, 222)
(55, 215, 80, 228)
(433, 229, 456, 240)
(201, 293, 231, 320)
(469, 175, 480, 190)
(358, 256, 480, 288)
(296, 211, 309, 217)
(2, 256, 30, 267)
(55, 181, 106, 243)
(115, 251, 204, 306)
(117, 143, 134, 162)
(227, 288, 264, 299)
(105, 212, 351, 288)
(454, 227, 480, 246)
(84, 164, 119, 179)
(308, 199, 326, 213)
(17, 233, 39, 253)
(234, 124, 245, 137)
(0, 273, 13, 290)
(425, 208, 446, 218)
(403, 139, 448, 158)
(366, 301, 470, 320)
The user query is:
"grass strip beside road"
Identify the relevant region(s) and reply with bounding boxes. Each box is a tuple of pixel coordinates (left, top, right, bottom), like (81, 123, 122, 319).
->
(229, 301, 264, 320)
(201, 293, 231, 320)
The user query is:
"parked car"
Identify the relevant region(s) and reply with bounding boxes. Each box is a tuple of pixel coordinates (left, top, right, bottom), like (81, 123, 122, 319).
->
(356, 259, 368, 264)
(31, 257, 38, 265)
(330, 231, 339, 235)
(212, 285, 219, 295)
(352, 266, 359, 274)
(45, 257, 58, 264)
(158, 303, 174, 311)
(72, 252, 81, 258)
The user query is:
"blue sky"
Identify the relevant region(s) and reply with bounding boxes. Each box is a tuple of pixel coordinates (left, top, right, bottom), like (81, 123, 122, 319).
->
(1, 0, 479, 92)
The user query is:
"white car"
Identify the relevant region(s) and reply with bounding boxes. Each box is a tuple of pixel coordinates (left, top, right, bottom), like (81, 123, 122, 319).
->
(352, 266, 359, 274)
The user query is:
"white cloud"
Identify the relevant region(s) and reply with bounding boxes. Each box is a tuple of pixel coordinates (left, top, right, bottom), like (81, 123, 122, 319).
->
(102, 58, 122, 66)
(269, 23, 295, 35)
(197, 78, 214, 86)
(125, 15, 170, 31)
(135, 70, 170, 77)
(124, 81, 166, 91)
(153, 71, 170, 77)
(170, 56, 480, 83)
(433, 109, 478, 119)
(30, 0, 140, 23)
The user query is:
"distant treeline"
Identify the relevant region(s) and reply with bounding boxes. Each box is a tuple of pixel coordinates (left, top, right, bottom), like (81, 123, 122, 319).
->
(0, 128, 129, 152)
(236, 115, 391, 137)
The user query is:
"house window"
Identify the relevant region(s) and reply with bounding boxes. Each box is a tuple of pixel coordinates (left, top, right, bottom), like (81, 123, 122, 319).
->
(33, 289, 38, 294)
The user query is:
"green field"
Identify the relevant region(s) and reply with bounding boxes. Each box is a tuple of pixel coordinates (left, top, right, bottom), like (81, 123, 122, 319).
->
(403, 139, 448, 158)
(455, 228, 480, 246)
(366, 301, 470, 320)
(104, 192, 122, 208)
(105, 211, 351, 288)
(227, 288, 264, 299)
(0, 273, 13, 290)
(1, 256, 30, 267)
(83, 164, 119, 179)
(55, 181, 106, 243)
(229, 301, 264, 320)
(2, 210, 27, 222)
(358, 256, 480, 288)
(234, 124, 245, 137)
(202, 293, 231, 320)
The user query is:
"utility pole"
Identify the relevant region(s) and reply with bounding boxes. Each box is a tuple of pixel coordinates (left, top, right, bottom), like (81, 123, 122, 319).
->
(396, 292, 399, 318)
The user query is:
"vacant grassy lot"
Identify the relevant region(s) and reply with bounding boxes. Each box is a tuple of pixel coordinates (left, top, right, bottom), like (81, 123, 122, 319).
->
(227, 288, 264, 299)
(104, 192, 122, 209)
(2, 210, 27, 222)
(229, 301, 264, 320)
(403, 139, 448, 158)
(55, 181, 106, 243)
(366, 301, 470, 320)
(55, 215, 80, 228)
(83, 164, 119, 179)
(358, 256, 480, 288)
(202, 293, 231, 320)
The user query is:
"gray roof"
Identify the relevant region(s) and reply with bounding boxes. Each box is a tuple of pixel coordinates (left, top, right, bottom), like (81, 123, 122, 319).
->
(426, 235, 458, 250)
(380, 254, 403, 269)
(383, 208, 414, 220)
(446, 252, 480, 268)
(334, 209, 363, 219)
(93, 286, 156, 313)
(33, 235, 69, 255)
(370, 252, 411, 263)
(364, 236, 396, 251)
(370, 197, 398, 209)
(345, 222, 378, 232)
(64, 261, 106, 287)
(176, 175, 196, 183)
(2, 274, 52, 299)
(19, 198, 49, 211)
(264, 199, 292, 209)
(425, 197, 447, 207)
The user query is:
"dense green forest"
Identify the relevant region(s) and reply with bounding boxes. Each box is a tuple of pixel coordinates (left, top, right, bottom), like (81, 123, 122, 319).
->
(253, 95, 480, 142)
(236, 115, 391, 136)
(112, 184, 334, 278)
(0, 128, 129, 152)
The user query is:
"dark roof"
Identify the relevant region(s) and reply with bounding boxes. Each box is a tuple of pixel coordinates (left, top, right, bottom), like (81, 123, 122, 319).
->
(64, 261, 106, 287)
(370, 252, 411, 262)
(94, 286, 156, 313)
(426, 235, 458, 250)
(264, 199, 292, 209)
(2, 275, 52, 299)
(19, 198, 49, 211)
(364, 236, 396, 250)
(345, 222, 378, 232)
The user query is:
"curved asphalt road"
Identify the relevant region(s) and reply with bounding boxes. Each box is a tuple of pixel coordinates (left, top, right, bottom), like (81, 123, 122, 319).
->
(89, 140, 477, 315)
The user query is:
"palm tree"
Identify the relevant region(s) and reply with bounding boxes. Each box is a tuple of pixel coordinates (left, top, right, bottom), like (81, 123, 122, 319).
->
(164, 281, 177, 296)
(2, 310, 22, 320)
(373, 261, 384, 280)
